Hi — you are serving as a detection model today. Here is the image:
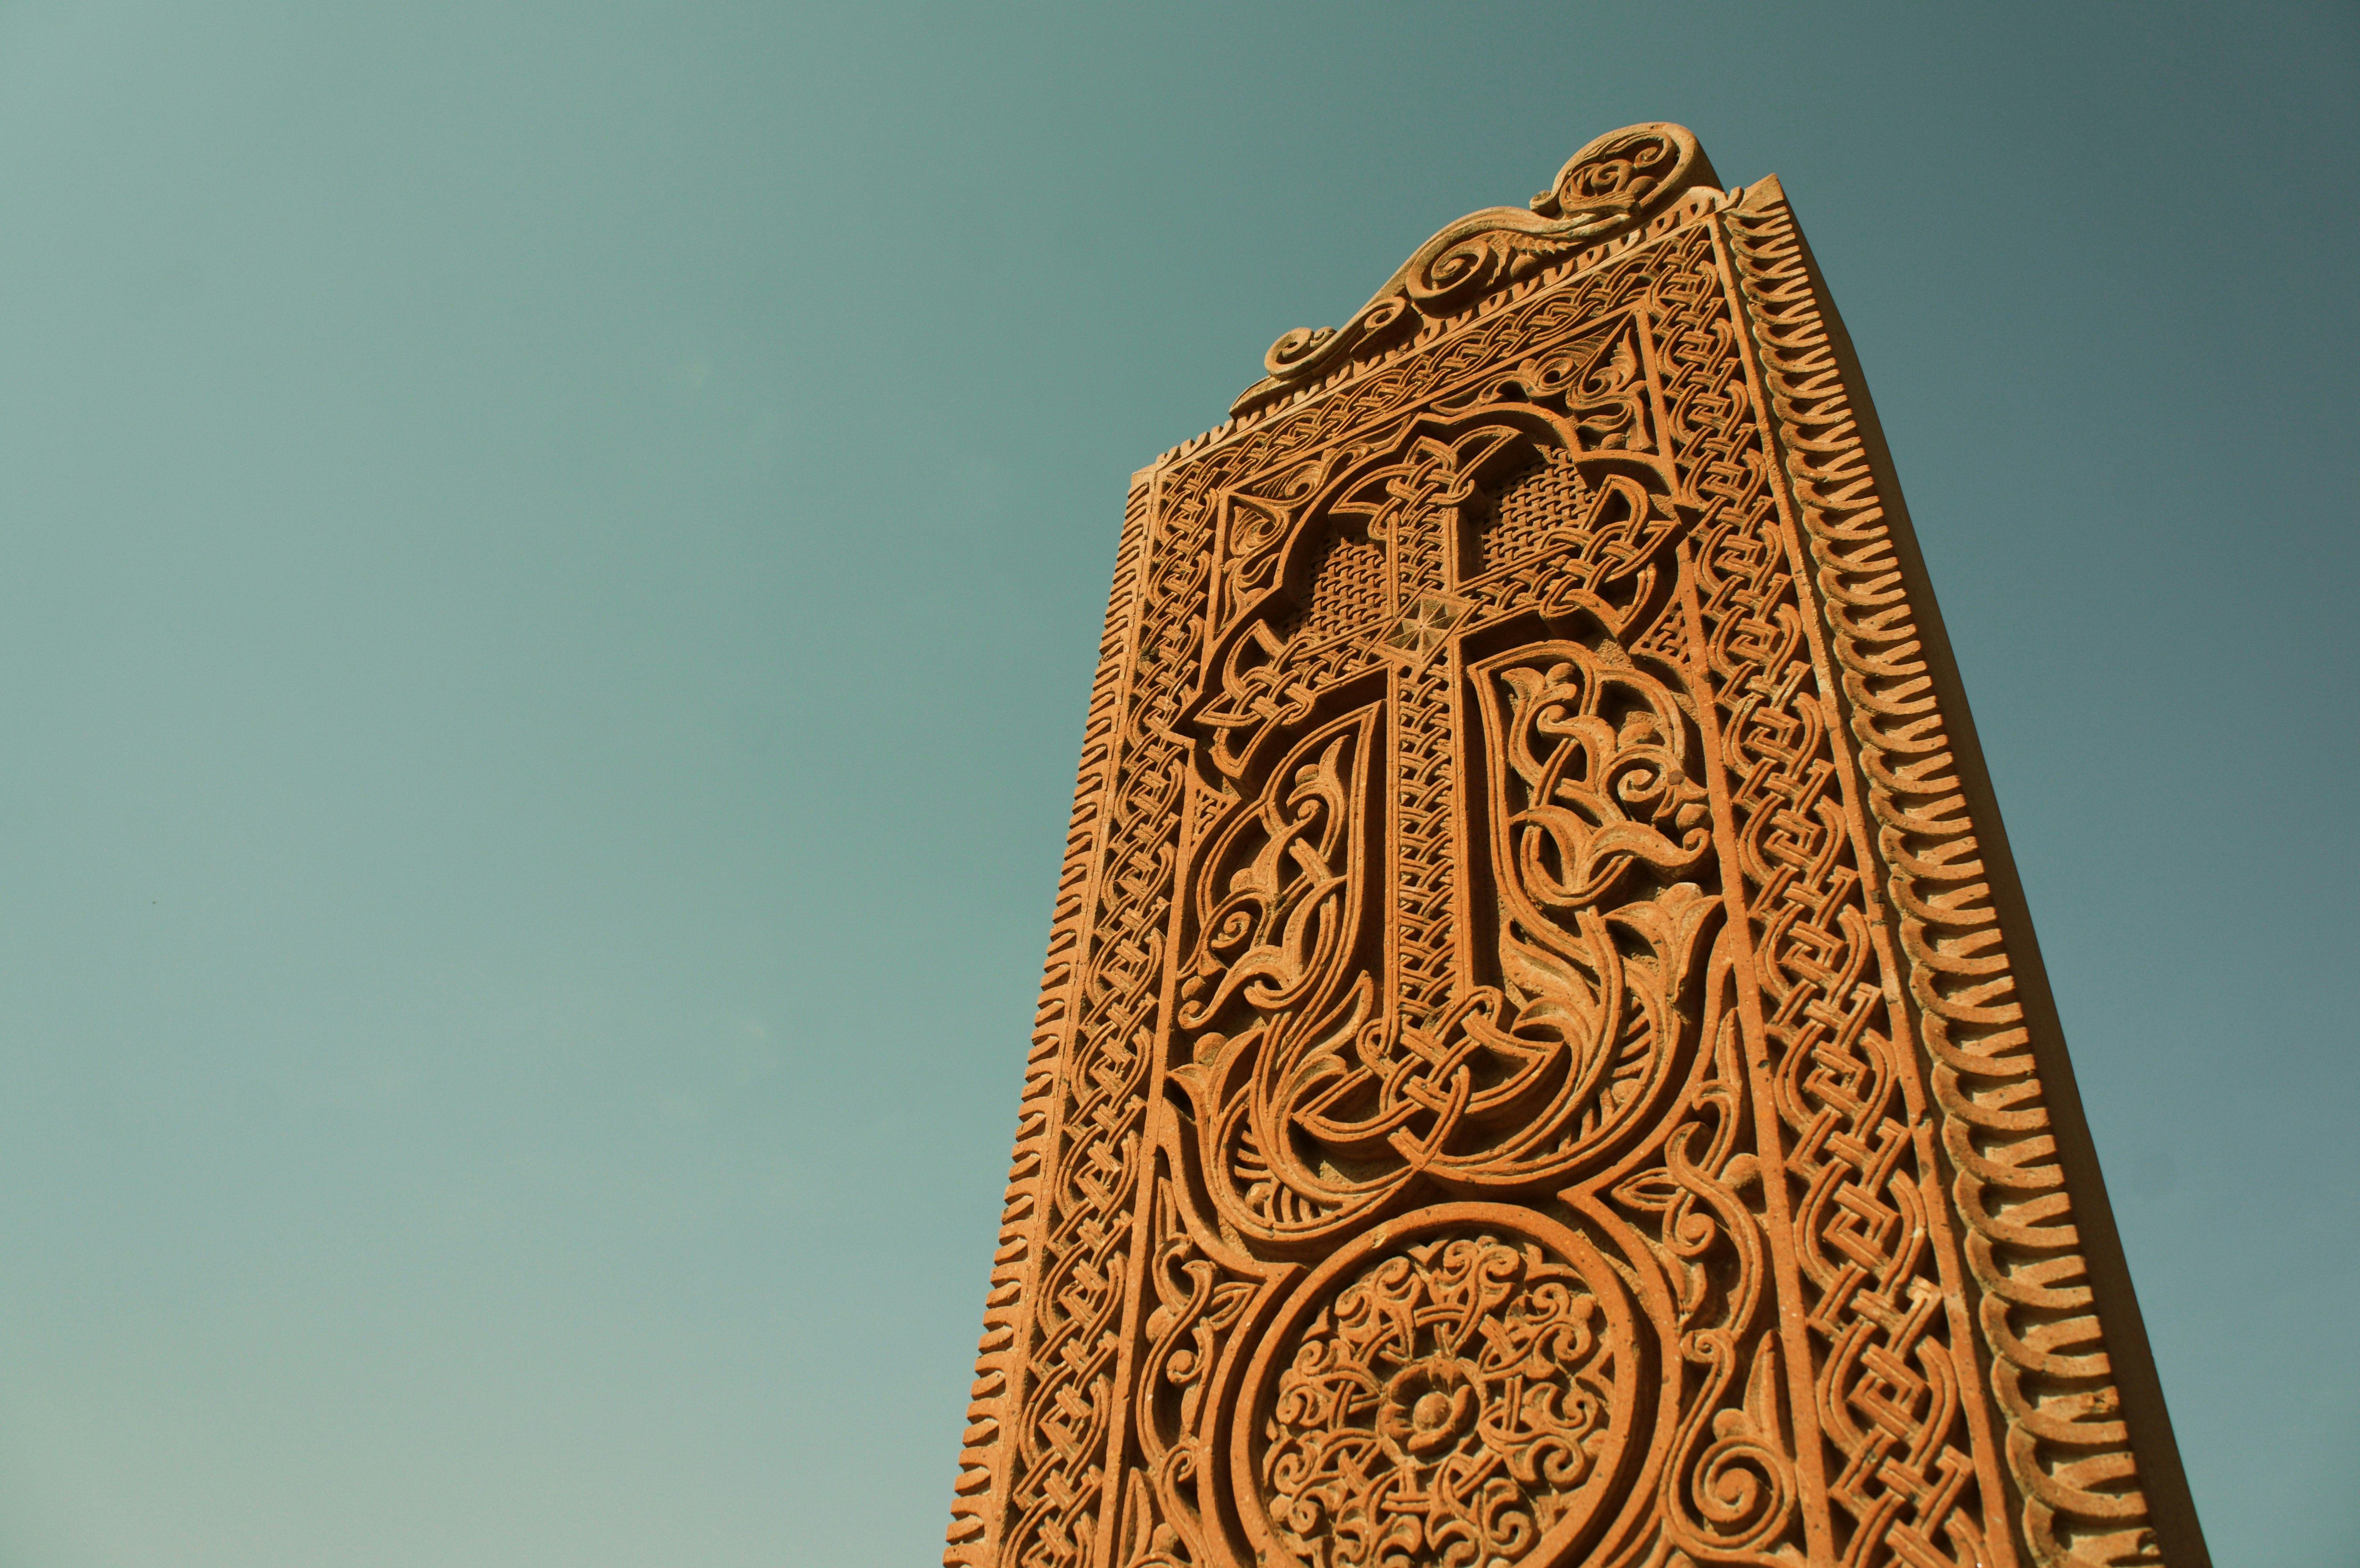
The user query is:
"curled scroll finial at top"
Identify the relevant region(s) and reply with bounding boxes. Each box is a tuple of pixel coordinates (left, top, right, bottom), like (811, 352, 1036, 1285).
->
(1527, 122, 1708, 223)
(1232, 124, 1718, 419)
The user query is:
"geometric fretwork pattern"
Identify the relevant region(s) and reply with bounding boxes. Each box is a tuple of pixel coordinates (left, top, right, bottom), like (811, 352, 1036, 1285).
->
(947, 125, 2206, 1568)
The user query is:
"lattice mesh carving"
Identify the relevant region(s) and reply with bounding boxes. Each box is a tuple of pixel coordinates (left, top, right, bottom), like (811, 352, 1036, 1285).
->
(1481, 450, 1591, 573)
(1275, 526, 1389, 646)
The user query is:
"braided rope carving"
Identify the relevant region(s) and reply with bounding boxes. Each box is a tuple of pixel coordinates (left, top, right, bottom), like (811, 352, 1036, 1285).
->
(1724, 182, 2155, 1568)
(946, 478, 1155, 1566)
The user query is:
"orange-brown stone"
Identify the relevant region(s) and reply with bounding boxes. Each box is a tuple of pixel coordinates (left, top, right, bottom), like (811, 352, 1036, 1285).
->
(946, 125, 2208, 1568)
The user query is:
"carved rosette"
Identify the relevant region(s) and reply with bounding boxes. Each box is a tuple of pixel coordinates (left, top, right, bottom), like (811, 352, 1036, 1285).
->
(1237, 1208, 1647, 1568)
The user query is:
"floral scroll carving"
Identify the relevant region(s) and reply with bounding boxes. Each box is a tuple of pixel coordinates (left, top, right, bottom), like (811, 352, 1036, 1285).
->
(949, 124, 2203, 1568)
(1168, 627, 1725, 1255)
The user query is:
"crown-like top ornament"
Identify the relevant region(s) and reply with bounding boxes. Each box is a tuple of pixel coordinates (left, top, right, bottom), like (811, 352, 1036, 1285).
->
(1230, 123, 1720, 417)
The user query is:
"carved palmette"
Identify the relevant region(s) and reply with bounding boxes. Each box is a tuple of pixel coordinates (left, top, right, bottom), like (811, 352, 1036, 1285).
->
(948, 125, 2207, 1568)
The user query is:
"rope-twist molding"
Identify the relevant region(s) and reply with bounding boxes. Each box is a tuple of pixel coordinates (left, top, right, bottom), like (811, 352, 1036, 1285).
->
(1724, 181, 2155, 1568)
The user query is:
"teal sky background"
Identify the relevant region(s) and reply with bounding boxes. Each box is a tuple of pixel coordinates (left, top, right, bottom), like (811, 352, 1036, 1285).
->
(0, 3, 2351, 1564)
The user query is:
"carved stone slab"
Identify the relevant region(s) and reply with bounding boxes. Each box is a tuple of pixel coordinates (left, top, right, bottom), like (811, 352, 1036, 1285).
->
(946, 125, 2207, 1568)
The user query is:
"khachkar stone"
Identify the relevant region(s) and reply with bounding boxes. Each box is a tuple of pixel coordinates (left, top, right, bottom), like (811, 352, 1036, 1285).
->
(945, 124, 2209, 1568)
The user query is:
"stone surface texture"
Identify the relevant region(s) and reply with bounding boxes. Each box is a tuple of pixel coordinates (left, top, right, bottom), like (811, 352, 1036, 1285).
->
(945, 125, 2208, 1568)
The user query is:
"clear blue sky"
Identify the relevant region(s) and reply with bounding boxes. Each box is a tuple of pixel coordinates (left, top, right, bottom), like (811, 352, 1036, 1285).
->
(0, 4, 2351, 1564)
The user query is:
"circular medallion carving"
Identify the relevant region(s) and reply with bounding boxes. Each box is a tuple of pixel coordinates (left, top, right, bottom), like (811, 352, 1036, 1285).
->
(1237, 1205, 1646, 1568)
